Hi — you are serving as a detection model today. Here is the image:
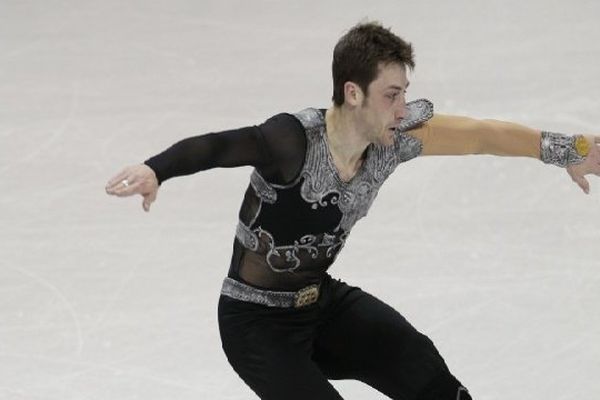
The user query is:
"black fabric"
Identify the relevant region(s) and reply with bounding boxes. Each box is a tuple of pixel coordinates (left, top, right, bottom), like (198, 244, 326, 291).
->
(145, 110, 350, 290)
(144, 113, 307, 185)
(416, 374, 472, 400)
(145, 111, 469, 398)
(218, 274, 467, 400)
(234, 175, 347, 287)
(251, 183, 342, 245)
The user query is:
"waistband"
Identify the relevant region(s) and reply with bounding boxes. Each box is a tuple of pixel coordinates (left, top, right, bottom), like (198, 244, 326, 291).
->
(220, 277, 321, 308)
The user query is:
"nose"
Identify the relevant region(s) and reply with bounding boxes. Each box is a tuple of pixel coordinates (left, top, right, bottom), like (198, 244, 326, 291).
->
(395, 104, 407, 121)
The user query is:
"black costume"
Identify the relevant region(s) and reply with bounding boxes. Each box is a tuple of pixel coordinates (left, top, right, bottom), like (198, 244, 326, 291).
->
(145, 100, 471, 399)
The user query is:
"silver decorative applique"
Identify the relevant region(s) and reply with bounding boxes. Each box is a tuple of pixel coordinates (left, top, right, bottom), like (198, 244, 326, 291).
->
(396, 98, 434, 132)
(393, 133, 423, 163)
(294, 99, 432, 232)
(250, 170, 277, 203)
(235, 224, 348, 272)
(392, 98, 432, 162)
(296, 108, 373, 232)
(540, 131, 585, 167)
(236, 99, 434, 272)
(260, 228, 317, 272)
(236, 221, 259, 251)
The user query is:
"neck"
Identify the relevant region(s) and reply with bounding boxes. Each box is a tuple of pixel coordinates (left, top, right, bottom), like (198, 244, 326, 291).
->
(325, 105, 370, 167)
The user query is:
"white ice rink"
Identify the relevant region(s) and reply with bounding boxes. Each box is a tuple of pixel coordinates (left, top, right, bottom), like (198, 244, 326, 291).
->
(1, 1, 599, 399)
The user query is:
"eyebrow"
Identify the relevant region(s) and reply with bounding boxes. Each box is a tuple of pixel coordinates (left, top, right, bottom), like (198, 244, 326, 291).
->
(387, 82, 410, 91)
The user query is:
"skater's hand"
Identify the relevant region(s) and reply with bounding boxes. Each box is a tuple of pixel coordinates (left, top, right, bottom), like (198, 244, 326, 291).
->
(566, 135, 600, 194)
(105, 164, 159, 212)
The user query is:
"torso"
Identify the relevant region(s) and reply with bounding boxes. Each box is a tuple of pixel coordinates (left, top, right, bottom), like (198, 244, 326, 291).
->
(228, 101, 432, 290)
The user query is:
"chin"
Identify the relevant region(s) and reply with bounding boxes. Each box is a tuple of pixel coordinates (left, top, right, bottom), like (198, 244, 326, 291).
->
(379, 131, 395, 146)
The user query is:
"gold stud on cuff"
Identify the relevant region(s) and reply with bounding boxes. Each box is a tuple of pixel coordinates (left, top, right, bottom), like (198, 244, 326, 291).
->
(575, 135, 590, 157)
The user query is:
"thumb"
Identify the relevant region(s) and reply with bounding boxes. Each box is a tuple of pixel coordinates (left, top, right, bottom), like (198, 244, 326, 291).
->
(142, 191, 157, 212)
(573, 175, 590, 194)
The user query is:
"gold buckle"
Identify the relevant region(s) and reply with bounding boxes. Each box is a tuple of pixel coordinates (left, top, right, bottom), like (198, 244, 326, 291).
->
(294, 284, 319, 308)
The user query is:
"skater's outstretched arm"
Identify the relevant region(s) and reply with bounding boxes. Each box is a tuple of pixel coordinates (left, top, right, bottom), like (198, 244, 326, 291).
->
(405, 114, 600, 193)
(407, 114, 543, 157)
(105, 113, 306, 211)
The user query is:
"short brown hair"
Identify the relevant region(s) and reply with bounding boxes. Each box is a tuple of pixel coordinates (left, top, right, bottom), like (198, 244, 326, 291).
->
(331, 21, 415, 106)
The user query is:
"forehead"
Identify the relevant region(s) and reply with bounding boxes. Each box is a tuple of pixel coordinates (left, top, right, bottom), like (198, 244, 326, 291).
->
(371, 62, 408, 89)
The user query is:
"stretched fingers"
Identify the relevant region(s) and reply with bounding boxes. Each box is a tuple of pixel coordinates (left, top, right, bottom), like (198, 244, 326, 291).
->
(106, 168, 131, 189)
(107, 180, 143, 197)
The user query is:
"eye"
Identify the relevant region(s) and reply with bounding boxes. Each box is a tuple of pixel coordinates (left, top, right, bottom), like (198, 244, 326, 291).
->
(386, 90, 407, 102)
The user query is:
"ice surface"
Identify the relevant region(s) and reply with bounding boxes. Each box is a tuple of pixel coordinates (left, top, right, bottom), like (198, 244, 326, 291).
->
(1, 1, 599, 399)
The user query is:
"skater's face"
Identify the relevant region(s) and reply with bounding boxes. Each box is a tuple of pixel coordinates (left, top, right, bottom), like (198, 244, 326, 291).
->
(355, 62, 409, 146)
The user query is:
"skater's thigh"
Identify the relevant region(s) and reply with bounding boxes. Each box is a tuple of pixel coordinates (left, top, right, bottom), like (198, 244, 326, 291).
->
(313, 284, 453, 399)
(218, 295, 343, 400)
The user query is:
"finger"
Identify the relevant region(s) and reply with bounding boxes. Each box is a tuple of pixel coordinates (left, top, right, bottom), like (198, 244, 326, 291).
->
(106, 177, 136, 194)
(105, 179, 126, 195)
(106, 169, 130, 188)
(106, 176, 140, 195)
(573, 176, 590, 194)
(110, 181, 144, 197)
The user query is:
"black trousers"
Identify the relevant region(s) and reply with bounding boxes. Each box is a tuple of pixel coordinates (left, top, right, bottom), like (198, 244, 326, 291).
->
(218, 274, 470, 400)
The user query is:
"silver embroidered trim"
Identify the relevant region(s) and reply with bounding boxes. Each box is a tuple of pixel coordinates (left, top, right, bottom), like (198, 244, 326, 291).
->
(540, 131, 585, 167)
(250, 170, 277, 203)
(396, 98, 434, 132)
(296, 107, 372, 231)
(394, 132, 424, 163)
(235, 99, 433, 271)
(262, 228, 347, 271)
(392, 98, 430, 163)
(294, 98, 432, 232)
(221, 277, 299, 307)
(259, 227, 311, 272)
(236, 221, 259, 251)
(235, 221, 347, 273)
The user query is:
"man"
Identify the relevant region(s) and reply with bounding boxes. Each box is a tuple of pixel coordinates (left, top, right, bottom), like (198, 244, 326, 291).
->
(105, 22, 600, 400)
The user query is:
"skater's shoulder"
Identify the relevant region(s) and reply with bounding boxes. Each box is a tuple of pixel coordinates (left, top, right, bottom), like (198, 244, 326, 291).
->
(288, 107, 327, 132)
(254, 111, 309, 168)
(260, 108, 326, 133)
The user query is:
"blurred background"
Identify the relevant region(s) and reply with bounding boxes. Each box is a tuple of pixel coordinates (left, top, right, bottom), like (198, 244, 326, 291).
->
(1, 1, 599, 398)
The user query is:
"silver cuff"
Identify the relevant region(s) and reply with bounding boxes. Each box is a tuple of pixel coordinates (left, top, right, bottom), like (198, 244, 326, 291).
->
(540, 131, 585, 167)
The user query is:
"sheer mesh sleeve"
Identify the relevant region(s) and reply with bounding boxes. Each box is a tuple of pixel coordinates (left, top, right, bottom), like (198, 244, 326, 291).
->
(144, 113, 307, 185)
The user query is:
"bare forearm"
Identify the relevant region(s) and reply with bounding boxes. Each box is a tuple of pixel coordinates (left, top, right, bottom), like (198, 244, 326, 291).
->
(407, 114, 541, 158)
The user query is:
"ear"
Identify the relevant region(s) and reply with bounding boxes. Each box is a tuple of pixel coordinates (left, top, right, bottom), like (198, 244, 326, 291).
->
(343, 81, 364, 106)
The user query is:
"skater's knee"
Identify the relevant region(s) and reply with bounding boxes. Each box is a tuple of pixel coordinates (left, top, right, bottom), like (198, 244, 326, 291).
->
(415, 373, 471, 400)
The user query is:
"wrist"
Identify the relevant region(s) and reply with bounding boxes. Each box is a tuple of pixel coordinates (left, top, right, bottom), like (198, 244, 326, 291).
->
(540, 131, 588, 167)
(143, 160, 163, 185)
